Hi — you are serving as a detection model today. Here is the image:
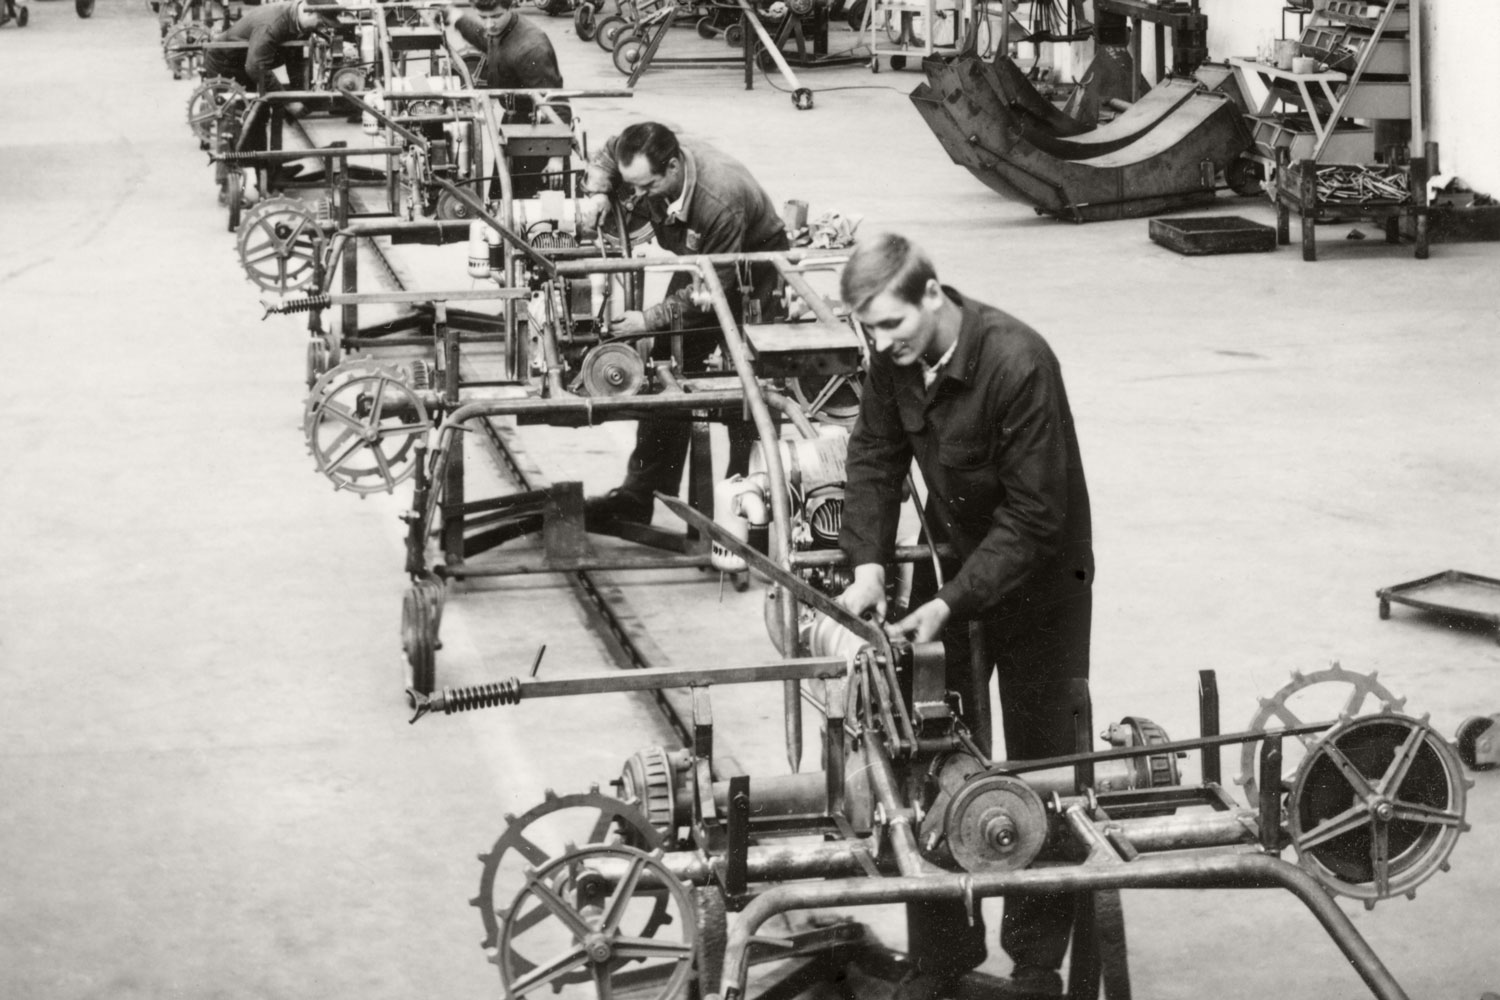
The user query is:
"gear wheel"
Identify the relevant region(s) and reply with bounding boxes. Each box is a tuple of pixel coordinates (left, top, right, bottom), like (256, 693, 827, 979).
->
(474, 788, 669, 978)
(303, 358, 430, 495)
(495, 844, 698, 1000)
(236, 197, 324, 294)
(1237, 663, 1405, 806)
(1288, 711, 1470, 906)
(186, 77, 247, 143)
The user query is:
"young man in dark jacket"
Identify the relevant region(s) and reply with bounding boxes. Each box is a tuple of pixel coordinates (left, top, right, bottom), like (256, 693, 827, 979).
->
(836, 231, 1094, 1000)
(452, 0, 568, 197)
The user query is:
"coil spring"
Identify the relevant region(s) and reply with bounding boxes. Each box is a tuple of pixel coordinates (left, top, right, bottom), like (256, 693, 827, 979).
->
(440, 677, 522, 714)
(274, 293, 333, 315)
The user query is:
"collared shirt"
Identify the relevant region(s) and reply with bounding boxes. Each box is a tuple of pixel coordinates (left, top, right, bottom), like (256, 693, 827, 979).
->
(920, 339, 957, 388)
(585, 135, 786, 330)
(841, 287, 1093, 621)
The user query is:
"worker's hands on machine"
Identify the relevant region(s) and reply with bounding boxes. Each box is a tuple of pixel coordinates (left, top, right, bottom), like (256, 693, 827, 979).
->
(607, 311, 647, 338)
(885, 598, 951, 644)
(837, 563, 888, 623)
(578, 192, 612, 234)
(544, 156, 566, 190)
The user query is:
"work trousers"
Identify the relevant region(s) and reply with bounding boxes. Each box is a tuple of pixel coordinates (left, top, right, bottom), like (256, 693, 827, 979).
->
(618, 236, 788, 500)
(906, 576, 1093, 977)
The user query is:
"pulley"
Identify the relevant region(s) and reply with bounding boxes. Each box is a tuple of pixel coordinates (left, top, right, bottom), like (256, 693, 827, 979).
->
(235, 197, 324, 294)
(1287, 711, 1470, 906)
(573, 341, 645, 397)
(329, 65, 367, 93)
(944, 772, 1049, 873)
(435, 190, 478, 221)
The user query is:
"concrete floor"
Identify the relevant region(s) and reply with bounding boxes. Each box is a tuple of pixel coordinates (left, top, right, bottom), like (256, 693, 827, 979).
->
(2, 3, 1499, 999)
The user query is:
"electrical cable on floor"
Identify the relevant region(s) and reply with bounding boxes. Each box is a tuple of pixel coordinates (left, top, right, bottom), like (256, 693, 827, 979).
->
(755, 57, 909, 95)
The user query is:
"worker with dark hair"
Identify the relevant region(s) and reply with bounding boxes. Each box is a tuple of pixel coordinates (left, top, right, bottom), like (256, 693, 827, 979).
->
(836, 232, 1094, 1000)
(452, 0, 563, 97)
(578, 122, 789, 527)
(451, 0, 567, 196)
(202, 0, 336, 92)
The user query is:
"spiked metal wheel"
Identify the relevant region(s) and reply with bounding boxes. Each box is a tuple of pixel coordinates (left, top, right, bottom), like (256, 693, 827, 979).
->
(474, 788, 667, 964)
(164, 23, 211, 78)
(236, 197, 324, 293)
(1288, 712, 1469, 906)
(495, 844, 698, 1000)
(1237, 663, 1405, 806)
(303, 360, 430, 495)
(187, 78, 247, 143)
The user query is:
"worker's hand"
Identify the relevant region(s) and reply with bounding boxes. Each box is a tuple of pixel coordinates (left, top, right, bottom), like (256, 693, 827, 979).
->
(578, 192, 612, 233)
(836, 563, 887, 622)
(544, 156, 566, 190)
(608, 311, 647, 337)
(886, 598, 951, 644)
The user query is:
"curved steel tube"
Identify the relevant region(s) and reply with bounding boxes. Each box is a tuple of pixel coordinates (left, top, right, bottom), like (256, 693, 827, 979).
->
(714, 851, 1410, 1000)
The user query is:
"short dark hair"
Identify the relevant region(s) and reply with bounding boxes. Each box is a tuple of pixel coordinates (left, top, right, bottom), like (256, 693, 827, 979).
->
(839, 232, 938, 312)
(616, 122, 681, 176)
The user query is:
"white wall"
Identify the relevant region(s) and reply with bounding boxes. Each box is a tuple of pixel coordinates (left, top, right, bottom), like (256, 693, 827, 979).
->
(1111, 0, 1500, 194)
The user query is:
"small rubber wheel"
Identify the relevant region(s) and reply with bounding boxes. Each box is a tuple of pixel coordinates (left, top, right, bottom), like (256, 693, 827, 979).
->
(573, 1, 596, 40)
(401, 587, 436, 701)
(792, 87, 813, 110)
(76, 0, 94, 17)
(723, 22, 742, 46)
(1457, 716, 1496, 771)
(1227, 157, 1263, 197)
(869, 57, 880, 73)
(225, 171, 243, 232)
(595, 14, 625, 50)
(18, 5, 29, 25)
(613, 37, 645, 75)
(890, 54, 906, 70)
(305, 339, 331, 389)
(696, 15, 716, 38)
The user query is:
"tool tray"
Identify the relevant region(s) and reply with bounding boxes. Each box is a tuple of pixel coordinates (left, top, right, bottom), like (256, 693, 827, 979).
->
(1377, 569, 1500, 643)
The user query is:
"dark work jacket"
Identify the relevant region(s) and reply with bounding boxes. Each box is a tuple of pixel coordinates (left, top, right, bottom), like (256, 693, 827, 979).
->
(205, 2, 307, 87)
(584, 136, 786, 330)
(453, 12, 563, 95)
(840, 288, 1093, 622)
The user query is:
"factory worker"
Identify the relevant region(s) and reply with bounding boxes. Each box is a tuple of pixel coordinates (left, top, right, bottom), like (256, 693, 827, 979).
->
(575, 121, 789, 529)
(451, 0, 568, 196)
(836, 232, 1095, 1000)
(202, 0, 338, 93)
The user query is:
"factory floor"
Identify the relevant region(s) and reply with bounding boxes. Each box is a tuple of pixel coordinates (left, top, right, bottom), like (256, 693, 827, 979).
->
(2, 3, 1499, 1000)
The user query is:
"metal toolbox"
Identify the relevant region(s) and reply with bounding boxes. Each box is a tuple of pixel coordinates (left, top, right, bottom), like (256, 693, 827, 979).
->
(1251, 114, 1374, 163)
